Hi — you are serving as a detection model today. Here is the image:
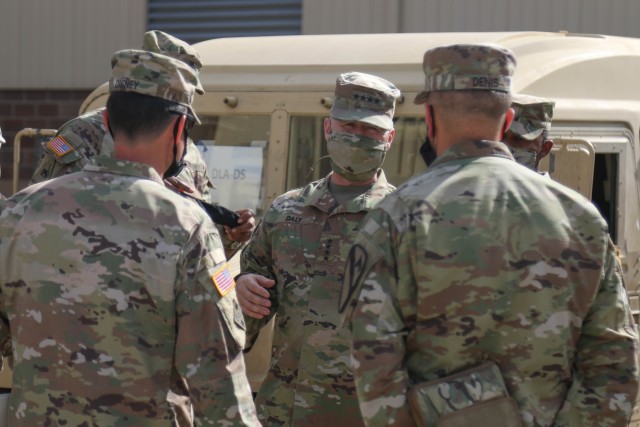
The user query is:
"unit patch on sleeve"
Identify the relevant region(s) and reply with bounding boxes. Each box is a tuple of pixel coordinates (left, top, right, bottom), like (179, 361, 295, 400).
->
(47, 136, 75, 157)
(211, 263, 236, 296)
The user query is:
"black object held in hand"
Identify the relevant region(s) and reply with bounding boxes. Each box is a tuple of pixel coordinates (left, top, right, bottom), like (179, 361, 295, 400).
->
(178, 190, 241, 227)
(197, 200, 241, 228)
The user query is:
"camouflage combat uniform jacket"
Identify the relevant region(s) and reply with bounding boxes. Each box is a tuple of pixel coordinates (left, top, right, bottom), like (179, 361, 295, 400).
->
(30, 109, 115, 183)
(0, 157, 259, 426)
(241, 170, 395, 426)
(345, 140, 640, 427)
(30, 108, 242, 257)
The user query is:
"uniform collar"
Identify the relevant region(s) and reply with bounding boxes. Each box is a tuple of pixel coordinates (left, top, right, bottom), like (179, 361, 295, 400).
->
(306, 170, 391, 214)
(430, 140, 514, 168)
(83, 156, 165, 185)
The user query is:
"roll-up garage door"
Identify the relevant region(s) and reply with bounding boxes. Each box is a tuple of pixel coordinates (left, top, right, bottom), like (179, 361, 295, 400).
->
(148, 0, 302, 44)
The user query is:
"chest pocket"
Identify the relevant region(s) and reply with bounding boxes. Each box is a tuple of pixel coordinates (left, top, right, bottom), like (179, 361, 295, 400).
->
(272, 220, 312, 277)
(306, 214, 362, 324)
(315, 215, 359, 266)
(272, 215, 325, 278)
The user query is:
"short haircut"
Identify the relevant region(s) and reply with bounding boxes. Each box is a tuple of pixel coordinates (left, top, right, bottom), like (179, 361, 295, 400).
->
(426, 90, 512, 122)
(106, 92, 178, 142)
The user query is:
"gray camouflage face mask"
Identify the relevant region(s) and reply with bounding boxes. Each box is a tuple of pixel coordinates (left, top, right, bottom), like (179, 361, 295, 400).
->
(509, 146, 538, 170)
(326, 130, 388, 182)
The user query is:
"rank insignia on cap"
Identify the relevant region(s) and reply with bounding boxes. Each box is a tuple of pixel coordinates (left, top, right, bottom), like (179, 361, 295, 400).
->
(352, 91, 383, 106)
(47, 136, 74, 157)
(211, 263, 236, 296)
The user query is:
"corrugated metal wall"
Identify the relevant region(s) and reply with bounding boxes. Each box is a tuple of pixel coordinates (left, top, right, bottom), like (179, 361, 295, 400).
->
(301, 0, 401, 34)
(302, 0, 640, 38)
(147, 0, 302, 44)
(0, 0, 146, 89)
(2, 0, 639, 89)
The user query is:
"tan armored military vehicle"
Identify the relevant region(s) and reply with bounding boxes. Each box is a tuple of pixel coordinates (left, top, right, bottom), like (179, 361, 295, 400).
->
(9, 31, 640, 424)
(78, 30, 640, 310)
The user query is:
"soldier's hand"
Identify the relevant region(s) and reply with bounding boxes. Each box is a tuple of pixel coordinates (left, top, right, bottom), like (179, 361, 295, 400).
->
(236, 273, 275, 319)
(224, 209, 256, 242)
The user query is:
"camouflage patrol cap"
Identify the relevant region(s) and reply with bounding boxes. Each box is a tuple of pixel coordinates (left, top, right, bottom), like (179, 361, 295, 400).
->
(414, 43, 517, 104)
(331, 72, 401, 131)
(509, 93, 555, 140)
(141, 30, 205, 95)
(110, 49, 200, 123)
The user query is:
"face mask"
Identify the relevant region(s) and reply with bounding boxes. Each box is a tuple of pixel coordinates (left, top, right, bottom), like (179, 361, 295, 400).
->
(509, 146, 538, 170)
(326, 130, 388, 182)
(163, 142, 187, 179)
(419, 136, 438, 167)
(164, 119, 189, 179)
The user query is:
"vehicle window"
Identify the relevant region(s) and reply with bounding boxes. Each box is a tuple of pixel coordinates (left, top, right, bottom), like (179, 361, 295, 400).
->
(287, 116, 329, 190)
(190, 115, 270, 215)
(592, 153, 618, 241)
(287, 116, 428, 190)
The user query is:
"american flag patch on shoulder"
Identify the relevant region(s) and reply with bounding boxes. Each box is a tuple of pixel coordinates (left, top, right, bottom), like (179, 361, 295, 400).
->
(47, 136, 74, 157)
(212, 263, 236, 296)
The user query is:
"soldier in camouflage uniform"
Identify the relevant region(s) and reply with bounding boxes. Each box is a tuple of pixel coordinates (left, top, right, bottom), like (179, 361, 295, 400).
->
(236, 72, 400, 426)
(29, 30, 255, 256)
(30, 30, 205, 186)
(503, 93, 555, 173)
(0, 49, 259, 426)
(342, 44, 640, 426)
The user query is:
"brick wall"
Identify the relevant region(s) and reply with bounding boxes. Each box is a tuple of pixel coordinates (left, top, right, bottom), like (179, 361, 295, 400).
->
(0, 89, 92, 196)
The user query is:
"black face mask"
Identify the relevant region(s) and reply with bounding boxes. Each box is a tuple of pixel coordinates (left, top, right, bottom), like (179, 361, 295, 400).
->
(419, 136, 438, 167)
(163, 117, 189, 179)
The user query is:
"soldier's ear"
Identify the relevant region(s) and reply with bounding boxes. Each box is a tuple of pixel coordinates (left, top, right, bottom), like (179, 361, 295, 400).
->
(102, 110, 109, 130)
(500, 107, 515, 140)
(175, 114, 187, 145)
(540, 139, 554, 158)
(102, 110, 114, 138)
(324, 117, 332, 142)
(424, 104, 434, 140)
(385, 128, 396, 147)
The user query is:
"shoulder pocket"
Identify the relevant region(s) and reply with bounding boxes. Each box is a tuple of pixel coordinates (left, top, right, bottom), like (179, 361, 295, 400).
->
(208, 263, 247, 349)
(216, 289, 247, 349)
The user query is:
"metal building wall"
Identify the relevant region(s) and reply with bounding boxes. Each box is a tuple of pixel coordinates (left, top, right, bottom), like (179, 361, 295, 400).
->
(301, 0, 401, 34)
(148, 0, 302, 44)
(3, 0, 637, 88)
(302, 0, 640, 38)
(0, 0, 146, 89)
